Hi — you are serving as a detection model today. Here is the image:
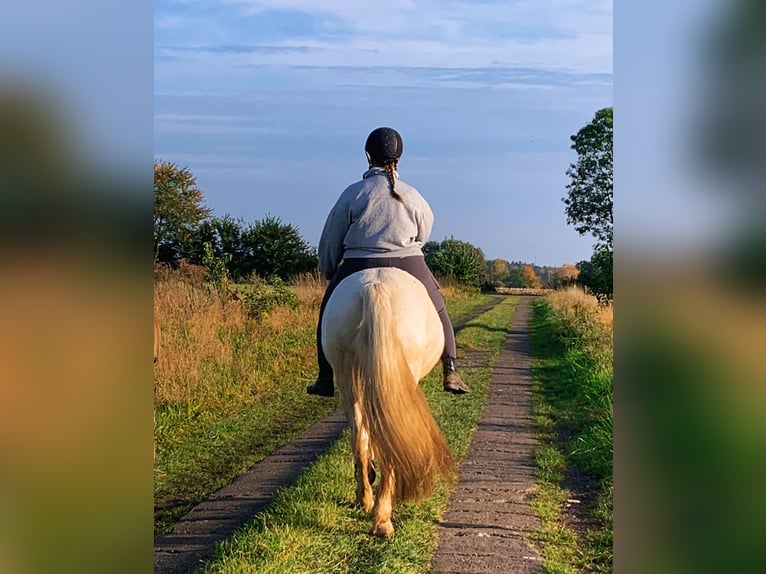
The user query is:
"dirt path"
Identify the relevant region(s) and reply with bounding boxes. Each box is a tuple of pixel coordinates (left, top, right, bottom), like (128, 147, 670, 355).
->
(154, 295, 507, 574)
(430, 297, 542, 574)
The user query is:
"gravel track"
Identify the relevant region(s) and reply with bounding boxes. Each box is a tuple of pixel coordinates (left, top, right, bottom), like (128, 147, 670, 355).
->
(430, 297, 542, 573)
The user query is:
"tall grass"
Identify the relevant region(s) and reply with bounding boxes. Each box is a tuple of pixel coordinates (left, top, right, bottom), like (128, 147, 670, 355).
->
(545, 287, 612, 479)
(154, 267, 329, 533)
(154, 271, 322, 409)
(531, 286, 613, 572)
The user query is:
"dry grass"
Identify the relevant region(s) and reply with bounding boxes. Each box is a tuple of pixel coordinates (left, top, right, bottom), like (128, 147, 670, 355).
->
(546, 286, 613, 349)
(153, 269, 486, 412)
(154, 270, 325, 410)
(496, 287, 555, 296)
(289, 269, 328, 307)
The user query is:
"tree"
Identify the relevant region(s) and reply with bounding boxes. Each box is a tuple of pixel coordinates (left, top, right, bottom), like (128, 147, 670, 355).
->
(503, 266, 525, 288)
(520, 265, 542, 289)
(486, 259, 510, 288)
(154, 161, 212, 263)
(186, 215, 248, 279)
(424, 237, 487, 288)
(244, 214, 318, 280)
(551, 263, 580, 288)
(576, 246, 613, 300)
(563, 108, 613, 249)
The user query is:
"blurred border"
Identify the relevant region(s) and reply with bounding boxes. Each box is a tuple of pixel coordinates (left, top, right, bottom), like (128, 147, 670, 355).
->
(1, 2, 153, 573)
(616, 0, 766, 572)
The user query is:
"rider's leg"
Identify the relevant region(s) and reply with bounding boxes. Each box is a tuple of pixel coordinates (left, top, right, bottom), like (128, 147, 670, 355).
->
(397, 257, 470, 394)
(308, 258, 378, 396)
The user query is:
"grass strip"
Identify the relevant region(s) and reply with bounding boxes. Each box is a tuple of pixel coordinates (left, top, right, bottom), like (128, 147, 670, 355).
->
(529, 299, 613, 573)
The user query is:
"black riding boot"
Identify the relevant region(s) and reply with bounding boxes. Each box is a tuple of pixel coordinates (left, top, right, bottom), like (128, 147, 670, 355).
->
(442, 356, 470, 394)
(307, 369, 335, 396)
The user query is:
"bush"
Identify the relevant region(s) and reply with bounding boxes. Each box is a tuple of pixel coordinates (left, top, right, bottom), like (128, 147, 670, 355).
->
(230, 276, 298, 319)
(424, 237, 487, 288)
(245, 215, 319, 280)
(576, 246, 613, 301)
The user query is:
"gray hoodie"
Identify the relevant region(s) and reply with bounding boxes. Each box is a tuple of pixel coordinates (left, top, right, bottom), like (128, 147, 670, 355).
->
(318, 167, 434, 279)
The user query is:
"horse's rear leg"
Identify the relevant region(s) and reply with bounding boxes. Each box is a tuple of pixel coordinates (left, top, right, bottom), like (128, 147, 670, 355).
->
(371, 466, 395, 538)
(353, 403, 374, 512)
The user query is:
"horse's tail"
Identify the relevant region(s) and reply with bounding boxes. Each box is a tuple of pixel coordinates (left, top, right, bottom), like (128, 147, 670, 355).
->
(352, 281, 455, 503)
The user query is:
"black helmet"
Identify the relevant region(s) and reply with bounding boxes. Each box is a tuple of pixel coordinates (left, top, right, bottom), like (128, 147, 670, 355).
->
(364, 127, 403, 163)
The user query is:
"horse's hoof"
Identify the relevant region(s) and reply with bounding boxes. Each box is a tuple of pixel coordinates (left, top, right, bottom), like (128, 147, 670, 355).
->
(370, 522, 394, 539)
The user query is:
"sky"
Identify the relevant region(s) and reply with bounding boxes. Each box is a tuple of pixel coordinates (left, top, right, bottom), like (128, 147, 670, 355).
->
(154, 0, 613, 266)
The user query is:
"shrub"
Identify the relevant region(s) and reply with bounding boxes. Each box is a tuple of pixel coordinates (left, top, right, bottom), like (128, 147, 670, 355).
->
(576, 246, 613, 301)
(424, 237, 487, 288)
(230, 276, 298, 319)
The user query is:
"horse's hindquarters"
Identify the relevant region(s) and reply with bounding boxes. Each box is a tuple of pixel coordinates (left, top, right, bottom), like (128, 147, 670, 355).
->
(322, 268, 443, 382)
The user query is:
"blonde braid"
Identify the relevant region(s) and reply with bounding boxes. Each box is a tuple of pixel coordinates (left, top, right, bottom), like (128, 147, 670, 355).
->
(384, 161, 404, 203)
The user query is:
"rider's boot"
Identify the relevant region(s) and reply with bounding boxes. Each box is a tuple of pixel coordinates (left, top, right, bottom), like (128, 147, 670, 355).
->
(442, 356, 470, 394)
(307, 368, 335, 397)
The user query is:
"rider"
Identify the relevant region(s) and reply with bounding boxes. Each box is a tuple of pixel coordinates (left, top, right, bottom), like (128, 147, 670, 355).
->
(307, 127, 470, 397)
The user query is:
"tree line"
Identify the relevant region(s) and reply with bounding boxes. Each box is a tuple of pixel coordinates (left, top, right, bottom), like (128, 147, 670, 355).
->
(153, 161, 317, 281)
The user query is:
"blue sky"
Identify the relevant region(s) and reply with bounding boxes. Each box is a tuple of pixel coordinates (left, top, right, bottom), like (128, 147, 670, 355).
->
(155, 0, 613, 265)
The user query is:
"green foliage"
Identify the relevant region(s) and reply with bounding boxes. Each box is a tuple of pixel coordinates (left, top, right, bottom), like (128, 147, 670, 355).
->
(424, 236, 487, 288)
(186, 214, 319, 282)
(154, 160, 212, 263)
(201, 241, 232, 293)
(245, 214, 318, 280)
(576, 247, 613, 300)
(230, 277, 298, 319)
(487, 260, 580, 290)
(563, 108, 613, 250)
(503, 266, 525, 288)
(530, 301, 613, 572)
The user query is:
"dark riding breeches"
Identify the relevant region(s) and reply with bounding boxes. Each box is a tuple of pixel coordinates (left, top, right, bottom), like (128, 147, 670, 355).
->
(316, 255, 457, 376)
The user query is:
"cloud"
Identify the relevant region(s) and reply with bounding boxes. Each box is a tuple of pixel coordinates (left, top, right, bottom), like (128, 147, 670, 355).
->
(157, 0, 612, 74)
(157, 44, 313, 55)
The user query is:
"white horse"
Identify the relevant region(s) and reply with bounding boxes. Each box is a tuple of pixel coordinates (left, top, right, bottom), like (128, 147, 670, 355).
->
(322, 267, 456, 538)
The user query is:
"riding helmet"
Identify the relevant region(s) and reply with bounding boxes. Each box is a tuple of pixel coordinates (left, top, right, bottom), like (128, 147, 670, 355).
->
(364, 127, 403, 163)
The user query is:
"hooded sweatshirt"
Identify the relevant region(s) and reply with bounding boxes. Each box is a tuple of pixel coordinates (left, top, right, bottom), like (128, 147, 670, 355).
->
(318, 167, 434, 280)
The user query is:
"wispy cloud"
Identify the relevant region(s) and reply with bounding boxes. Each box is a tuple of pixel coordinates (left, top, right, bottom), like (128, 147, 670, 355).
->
(154, 111, 276, 135)
(156, 0, 612, 74)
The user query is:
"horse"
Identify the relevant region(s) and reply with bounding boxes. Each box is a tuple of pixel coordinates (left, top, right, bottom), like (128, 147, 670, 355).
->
(322, 267, 456, 538)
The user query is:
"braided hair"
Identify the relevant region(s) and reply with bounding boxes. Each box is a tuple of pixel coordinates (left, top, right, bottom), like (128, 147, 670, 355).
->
(365, 127, 404, 203)
(383, 160, 404, 203)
